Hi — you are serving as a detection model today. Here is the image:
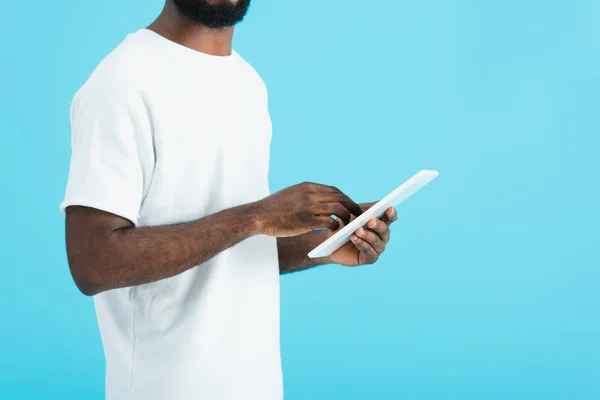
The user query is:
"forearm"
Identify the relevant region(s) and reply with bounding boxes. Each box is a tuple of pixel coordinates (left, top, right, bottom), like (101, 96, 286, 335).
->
(68, 203, 261, 295)
(277, 230, 332, 274)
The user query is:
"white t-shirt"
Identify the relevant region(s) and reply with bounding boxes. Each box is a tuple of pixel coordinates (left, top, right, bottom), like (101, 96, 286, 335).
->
(61, 29, 282, 400)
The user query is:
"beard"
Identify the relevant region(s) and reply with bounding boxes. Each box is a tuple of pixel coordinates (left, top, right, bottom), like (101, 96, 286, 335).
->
(171, 0, 252, 29)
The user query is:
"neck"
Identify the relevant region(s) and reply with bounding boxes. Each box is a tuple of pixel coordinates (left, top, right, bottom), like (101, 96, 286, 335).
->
(148, 1, 235, 56)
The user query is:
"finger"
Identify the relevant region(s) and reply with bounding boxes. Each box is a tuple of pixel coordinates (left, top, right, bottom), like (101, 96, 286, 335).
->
(314, 192, 363, 218)
(334, 215, 348, 229)
(366, 218, 390, 243)
(377, 208, 397, 226)
(306, 184, 363, 217)
(336, 193, 363, 218)
(316, 203, 352, 225)
(350, 234, 379, 264)
(382, 207, 398, 225)
(359, 201, 378, 212)
(304, 182, 344, 194)
(311, 185, 363, 216)
(355, 226, 385, 253)
(313, 216, 341, 231)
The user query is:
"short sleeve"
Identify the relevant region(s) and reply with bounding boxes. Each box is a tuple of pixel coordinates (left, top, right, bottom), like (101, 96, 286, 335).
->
(60, 81, 155, 226)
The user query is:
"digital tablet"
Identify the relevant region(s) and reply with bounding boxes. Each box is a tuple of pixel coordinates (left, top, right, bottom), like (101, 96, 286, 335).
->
(307, 169, 439, 258)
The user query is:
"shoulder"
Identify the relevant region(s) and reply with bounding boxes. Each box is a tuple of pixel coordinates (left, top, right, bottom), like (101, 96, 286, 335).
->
(73, 30, 163, 108)
(234, 51, 269, 102)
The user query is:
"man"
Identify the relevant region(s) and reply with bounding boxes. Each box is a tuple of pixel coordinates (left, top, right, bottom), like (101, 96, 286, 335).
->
(61, 0, 397, 399)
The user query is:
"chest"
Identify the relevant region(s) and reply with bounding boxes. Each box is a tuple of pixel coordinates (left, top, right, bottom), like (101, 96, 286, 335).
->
(157, 68, 271, 154)
(141, 70, 273, 223)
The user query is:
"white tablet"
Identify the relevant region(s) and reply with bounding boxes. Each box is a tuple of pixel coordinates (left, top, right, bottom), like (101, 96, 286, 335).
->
(307, 169, 439, 258)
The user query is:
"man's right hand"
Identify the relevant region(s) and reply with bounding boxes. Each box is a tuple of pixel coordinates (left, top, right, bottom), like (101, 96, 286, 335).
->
(253, 182, 363, 237)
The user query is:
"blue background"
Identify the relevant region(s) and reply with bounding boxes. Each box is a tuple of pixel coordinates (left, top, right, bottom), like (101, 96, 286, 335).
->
(1, 0, 598, 399)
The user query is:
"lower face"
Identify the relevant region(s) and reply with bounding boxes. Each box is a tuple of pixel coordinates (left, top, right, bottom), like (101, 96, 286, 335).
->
(171, 0, 253, 28)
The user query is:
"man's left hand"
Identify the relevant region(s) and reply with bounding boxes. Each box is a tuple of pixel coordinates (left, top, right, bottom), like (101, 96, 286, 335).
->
(328, 202, 398, 267)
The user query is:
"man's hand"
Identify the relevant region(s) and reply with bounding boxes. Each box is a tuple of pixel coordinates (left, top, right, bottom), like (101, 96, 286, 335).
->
(254, 182, 363, 237)
(328, 202, 398, 267)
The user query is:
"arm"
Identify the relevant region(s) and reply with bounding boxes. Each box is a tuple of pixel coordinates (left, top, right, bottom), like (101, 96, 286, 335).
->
(63, 85, 363, 295)
(66, 203, 261, 296)
(66, 182, 364, 296)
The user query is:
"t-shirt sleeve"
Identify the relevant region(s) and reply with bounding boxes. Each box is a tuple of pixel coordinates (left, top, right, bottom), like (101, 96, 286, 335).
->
(60, 82, 155, 226)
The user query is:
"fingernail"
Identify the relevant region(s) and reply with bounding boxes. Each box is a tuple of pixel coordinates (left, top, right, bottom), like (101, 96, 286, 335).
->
(357, 228, 365, 237)
(370, 220, 377, 228)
